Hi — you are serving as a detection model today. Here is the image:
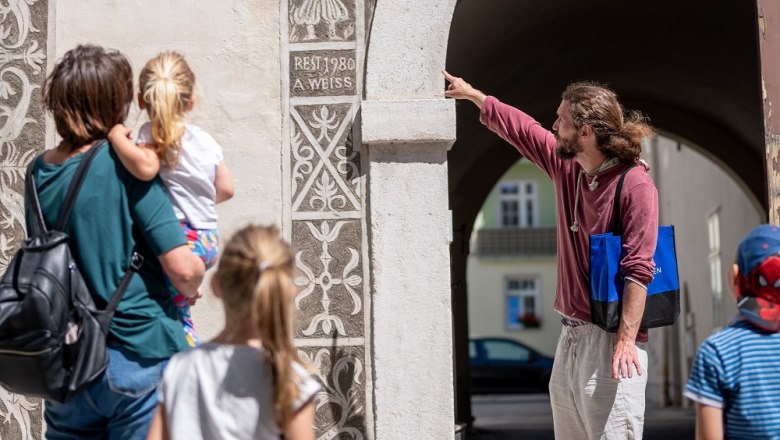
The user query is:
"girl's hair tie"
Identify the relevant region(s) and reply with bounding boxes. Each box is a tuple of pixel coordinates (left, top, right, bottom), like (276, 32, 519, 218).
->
(258, 261, 271, 273)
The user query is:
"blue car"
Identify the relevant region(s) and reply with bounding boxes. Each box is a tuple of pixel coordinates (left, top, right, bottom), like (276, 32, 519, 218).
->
(469, 337, 554, 394)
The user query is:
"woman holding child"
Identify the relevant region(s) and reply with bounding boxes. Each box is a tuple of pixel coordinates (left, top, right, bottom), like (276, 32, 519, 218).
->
(32, 44, 317, 440)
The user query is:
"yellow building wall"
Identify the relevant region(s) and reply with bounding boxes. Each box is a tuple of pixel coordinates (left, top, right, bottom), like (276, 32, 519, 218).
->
(467, 255, 559, 357)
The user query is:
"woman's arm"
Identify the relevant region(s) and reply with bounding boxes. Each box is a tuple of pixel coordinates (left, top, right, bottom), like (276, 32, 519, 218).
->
(695, 403, 724, 440)
(146, 405, 170, 440)
(284, 401, 315, 440)
(159, 245, 205, 299)
(109, 124, 160, 181)
(214, 160, 234, 204)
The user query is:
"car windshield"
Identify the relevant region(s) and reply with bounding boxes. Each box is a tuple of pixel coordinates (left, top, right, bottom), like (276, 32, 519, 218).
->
(483, 340, 531, 362)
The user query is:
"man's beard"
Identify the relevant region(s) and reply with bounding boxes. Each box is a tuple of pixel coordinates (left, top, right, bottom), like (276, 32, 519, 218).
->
(554, 133, 582, 159)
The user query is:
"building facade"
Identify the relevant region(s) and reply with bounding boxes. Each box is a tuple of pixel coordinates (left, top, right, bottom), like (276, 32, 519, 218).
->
(468, 159, 560, 357)
(644, 136, 764, 407)
(0, 1, 458, 438)
(0, 1, 775, 438)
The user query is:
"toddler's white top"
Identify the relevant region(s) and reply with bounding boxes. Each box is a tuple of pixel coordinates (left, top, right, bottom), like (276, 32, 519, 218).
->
(137, 123, 223, 229)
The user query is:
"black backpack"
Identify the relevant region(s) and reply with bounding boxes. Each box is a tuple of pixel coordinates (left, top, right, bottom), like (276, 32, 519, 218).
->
(0, 141, 142, 402)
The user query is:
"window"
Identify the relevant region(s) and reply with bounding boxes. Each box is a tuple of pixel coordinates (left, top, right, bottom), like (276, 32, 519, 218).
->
(499, 181, 538, 228)
(506, 276, 541, 330)
(707, 210, 723, 328)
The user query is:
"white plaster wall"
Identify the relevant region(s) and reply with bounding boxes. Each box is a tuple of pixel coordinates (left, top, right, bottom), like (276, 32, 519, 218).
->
(467, 256, 559, 357)
(52, 0, 282, 339)
(368, 143, 454, 440)
(652, 138, 762, 344)
(644, 137, 764, 406)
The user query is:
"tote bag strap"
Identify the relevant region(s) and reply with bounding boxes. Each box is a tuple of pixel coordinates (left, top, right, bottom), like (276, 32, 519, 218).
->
(610, 164, 638, 235)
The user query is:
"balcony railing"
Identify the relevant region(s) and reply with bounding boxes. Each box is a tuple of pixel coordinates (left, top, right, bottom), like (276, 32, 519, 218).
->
(473, 227, 557, 257)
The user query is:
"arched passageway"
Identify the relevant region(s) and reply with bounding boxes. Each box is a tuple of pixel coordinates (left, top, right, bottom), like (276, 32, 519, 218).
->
(445, 0, 767, 426)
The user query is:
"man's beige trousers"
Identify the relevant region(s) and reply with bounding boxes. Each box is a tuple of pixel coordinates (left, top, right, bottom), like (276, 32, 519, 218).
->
(549, 322, 648, 440)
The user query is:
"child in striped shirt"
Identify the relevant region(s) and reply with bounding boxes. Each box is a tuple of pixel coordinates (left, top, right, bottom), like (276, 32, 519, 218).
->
(685, 224, 780, 440)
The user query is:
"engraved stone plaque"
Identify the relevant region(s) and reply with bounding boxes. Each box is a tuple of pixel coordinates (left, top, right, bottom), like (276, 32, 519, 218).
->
(290, 50, 358, 97)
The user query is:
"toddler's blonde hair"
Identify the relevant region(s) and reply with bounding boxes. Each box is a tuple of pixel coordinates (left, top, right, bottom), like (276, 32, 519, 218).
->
(138, 51, 195, 166)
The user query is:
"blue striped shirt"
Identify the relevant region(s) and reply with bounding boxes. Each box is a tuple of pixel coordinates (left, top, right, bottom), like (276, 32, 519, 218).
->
(685, 318, 780, 439)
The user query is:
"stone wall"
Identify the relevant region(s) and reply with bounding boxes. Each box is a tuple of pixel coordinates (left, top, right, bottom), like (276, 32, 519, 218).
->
(283, 0, 376, 436)
(0, 0, 49, 438)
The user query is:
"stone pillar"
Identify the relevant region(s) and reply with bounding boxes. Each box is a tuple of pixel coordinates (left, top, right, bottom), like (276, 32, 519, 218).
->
(0, 0, 49, 438)
(757, 0, 780, 223)
(283, 0, 377, 438)
(361, 101, 456, 439)
(362, 1, 457, 437)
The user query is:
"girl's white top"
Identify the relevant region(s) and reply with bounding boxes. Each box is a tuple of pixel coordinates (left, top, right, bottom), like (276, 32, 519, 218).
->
(159, 343, 320, 440)
(137, 122, 223, 229)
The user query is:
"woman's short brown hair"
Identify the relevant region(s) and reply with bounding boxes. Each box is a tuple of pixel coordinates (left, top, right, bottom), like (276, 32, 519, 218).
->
(43, 45, 133, 151)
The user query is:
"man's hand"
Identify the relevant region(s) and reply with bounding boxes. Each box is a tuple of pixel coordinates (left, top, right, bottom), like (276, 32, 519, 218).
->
(612, 338, 643, 379)
(613, 280, 647, 379)
(443, 70, 487, 108)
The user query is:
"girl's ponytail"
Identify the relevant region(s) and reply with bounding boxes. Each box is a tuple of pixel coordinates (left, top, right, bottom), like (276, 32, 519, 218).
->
(138, 52, 195, 166)
(254, 264, 299, 429)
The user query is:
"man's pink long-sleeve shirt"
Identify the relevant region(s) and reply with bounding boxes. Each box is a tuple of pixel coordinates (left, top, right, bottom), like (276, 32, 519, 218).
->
(480, 96, 658, 337)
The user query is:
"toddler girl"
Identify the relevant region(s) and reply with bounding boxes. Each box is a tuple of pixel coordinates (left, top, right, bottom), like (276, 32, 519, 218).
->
(109, 51, 234, 347)
(146, 225, 319, 440)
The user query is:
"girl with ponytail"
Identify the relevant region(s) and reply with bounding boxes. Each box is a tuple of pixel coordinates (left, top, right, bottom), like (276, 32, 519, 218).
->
(108, 51, 235, 347)
(147, 224, 319, 440)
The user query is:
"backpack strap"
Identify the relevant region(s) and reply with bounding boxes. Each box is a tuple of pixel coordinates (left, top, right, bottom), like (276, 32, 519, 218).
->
(56, 140, 107, 231)
(25, 155, 48, 237)
(611, 164, 637, 235)
(96, 250, 144, 329)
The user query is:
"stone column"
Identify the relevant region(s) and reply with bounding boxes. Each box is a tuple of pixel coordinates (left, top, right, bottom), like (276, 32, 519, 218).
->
(0, 0, 49, 438)
(361, 100, 456, 439)
(361, 1, 457, 437)
(757, 0, 780, 223)
(283, 0, 377, 438)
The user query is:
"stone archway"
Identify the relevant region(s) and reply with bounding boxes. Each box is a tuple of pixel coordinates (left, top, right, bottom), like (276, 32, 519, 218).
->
(361, 0, 459, 438)
(283, 0, 459, 437)
(445, 0, 771, 427)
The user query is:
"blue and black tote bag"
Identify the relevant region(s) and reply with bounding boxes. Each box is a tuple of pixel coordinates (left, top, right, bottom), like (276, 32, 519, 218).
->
(589, 165, 680, 332)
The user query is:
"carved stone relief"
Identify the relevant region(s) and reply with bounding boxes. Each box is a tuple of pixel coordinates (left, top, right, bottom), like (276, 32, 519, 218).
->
(284, 0, 372, 437)
(299, 346, 366, 439)
(293, 220, 364, 338)
(289, 0, 356, 43)
(0, 0, 48, 438)
(291, 103, 360, 212)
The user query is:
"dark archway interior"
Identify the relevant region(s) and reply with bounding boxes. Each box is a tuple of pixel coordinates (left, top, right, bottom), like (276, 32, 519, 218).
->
(445, 0, 766, 426)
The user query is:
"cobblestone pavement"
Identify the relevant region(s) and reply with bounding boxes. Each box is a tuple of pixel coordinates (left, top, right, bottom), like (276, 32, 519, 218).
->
(468, 394, 695, 440)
